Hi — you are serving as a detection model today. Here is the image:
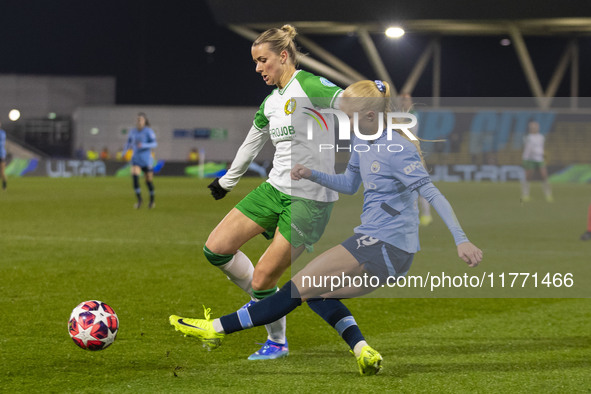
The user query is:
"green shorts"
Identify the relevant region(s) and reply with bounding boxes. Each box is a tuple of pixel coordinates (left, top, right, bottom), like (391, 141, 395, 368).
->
(523, 160, 545, 170)
(235, 182, 334, 251)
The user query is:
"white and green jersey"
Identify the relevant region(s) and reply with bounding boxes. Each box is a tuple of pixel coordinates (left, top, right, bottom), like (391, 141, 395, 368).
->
(219, 70, 342, 202)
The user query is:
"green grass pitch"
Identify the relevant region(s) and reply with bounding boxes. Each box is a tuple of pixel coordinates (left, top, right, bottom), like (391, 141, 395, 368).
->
(0, 177, 589, 392)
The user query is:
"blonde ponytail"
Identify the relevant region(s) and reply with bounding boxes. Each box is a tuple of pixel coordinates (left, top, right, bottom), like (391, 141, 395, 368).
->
(253, 24, 302, 66)
(343, 80, 425, 166)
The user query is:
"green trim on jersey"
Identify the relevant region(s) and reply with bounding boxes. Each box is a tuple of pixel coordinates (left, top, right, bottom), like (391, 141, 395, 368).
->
(254, 71, 342, 131)
(277, 71, 300, 95)
(294, 70, 343, 108)
(253, 94, 271, 130)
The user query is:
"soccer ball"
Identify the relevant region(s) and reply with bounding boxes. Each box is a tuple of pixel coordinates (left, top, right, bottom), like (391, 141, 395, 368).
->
(68, 300, 119, 351)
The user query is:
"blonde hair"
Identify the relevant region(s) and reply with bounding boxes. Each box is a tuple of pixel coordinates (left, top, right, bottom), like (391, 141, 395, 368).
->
(343, 80, 425, 164)
(253, 24, 302, 66)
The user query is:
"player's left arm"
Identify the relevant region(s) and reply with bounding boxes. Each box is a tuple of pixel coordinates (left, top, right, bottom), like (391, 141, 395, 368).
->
(391, 142, 482, 267)
(417, 182, 482, 267)
(140, 129, 158, 149)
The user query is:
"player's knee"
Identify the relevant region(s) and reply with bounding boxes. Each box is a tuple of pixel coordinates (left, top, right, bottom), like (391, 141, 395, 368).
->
(203, 245, 233, 266)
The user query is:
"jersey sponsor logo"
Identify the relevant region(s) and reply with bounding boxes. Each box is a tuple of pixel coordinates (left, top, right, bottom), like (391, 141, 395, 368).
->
(270, 125, 296, 140)
(356, 235, 380, 249)
(403, 161, 423, 175)
(370, 161, 380, 173)
(284, 98, 297, 115)
(319, 77, 336, 87)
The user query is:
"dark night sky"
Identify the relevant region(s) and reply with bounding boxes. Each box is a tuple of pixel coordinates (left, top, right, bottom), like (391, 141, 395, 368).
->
(1, 0, 589, 106)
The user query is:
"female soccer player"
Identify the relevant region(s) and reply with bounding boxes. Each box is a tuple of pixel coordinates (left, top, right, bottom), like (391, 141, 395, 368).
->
(170, 80, 483, 375)
(196, 25, 343, 360)
(123, 112, 157, 209)
(521, 120, 553, 202)
(0, 121, 7, 190)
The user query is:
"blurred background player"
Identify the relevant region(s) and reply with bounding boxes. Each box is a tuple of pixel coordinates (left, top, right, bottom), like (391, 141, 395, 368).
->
(123, 112, 158, 209)
(199, 25, 342, 360)
(521, 120, 553, 202)
(86, 147, 99, 161)
(100, 147, 110, 161)
(399, 92, 432, 226)
(170, 80, 482, 375)
(188, 147, 199, 162)
(0, 121, 7, 190)
(581, 203, 591, 240)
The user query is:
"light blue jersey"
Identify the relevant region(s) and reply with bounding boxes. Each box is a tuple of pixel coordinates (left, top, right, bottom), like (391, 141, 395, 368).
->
(124, 127, 157, 168)
(310, 132, 468, 253)
(0, 129, 6, 160)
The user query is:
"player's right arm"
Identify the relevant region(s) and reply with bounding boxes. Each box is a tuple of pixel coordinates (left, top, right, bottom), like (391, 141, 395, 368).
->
(209, 100, 271, 200)
(217, 124, 270, 191)
(123, 131, 134, 152)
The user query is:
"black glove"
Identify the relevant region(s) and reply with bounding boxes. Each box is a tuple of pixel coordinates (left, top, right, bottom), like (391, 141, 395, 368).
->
(207, 177, 228, 200)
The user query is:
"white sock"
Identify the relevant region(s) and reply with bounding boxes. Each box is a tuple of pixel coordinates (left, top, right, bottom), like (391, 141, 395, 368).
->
(217, 250, 254, 297)
(265, 315, 286, 345)
(353, 340, 369, 357)
(251, 289, 287, 345)
(521, 180, 530, 197)
(543, 181, 552, 197)
(212, 318, 224, 334)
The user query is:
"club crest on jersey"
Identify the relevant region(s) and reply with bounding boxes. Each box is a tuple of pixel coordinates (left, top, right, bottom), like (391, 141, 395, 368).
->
(319, 77, 336, 87)
(370, 161, 380, 173)
(284, 98, 297, 115)
(356, 235, 380, 249)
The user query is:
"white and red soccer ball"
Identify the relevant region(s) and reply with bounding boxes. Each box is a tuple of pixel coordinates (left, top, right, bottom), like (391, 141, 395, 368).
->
(68, 300, 118, 351)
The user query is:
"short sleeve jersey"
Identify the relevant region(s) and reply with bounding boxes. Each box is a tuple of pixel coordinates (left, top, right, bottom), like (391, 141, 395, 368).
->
(253, 70, 342, 202)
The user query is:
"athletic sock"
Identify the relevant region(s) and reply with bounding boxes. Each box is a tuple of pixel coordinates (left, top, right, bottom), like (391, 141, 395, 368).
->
(218, 280, 301, 334)
(307, 298, 365, 352)
(133, 175, 141, 199)
(521, 179, 529, 197)
(253, 287, 286, 344)
(353, 340, 369, 358)
(146, 180, 154, 202)
(543, 180, 552, 198)
(216, 250, 254, 296)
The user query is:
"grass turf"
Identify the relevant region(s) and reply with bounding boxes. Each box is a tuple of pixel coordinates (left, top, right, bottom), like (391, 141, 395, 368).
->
(0, 177, 589, 392)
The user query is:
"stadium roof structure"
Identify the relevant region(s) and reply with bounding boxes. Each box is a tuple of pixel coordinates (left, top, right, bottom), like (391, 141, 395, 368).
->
(206, 0, 591, 107)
